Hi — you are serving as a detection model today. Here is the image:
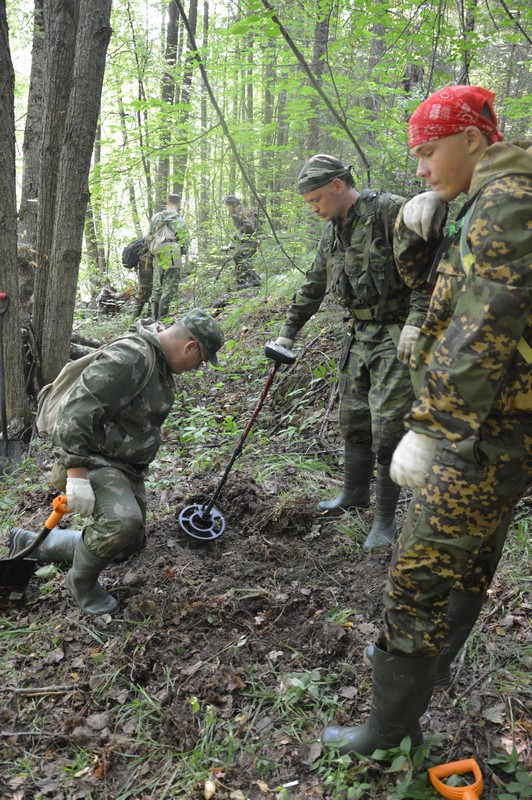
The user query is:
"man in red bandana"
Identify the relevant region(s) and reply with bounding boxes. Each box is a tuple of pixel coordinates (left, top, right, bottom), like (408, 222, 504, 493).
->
(322, 85, 532, 757)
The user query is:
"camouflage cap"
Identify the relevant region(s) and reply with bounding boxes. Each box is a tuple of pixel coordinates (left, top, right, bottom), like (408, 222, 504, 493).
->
(183, 308, 225, 366)
(223, 195, 240, 206)
(168, 193, 181, 205)
(297, 154, 352, 194)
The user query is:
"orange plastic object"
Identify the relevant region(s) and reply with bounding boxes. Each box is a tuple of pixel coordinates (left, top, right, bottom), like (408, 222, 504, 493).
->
(44, 495, 70, 530)
(428, 759, 483, 800)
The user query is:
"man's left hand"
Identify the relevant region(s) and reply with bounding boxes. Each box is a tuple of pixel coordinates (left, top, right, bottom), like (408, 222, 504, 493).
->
(390, 431, 438, 488)
(397, 325, 420, 365)
(402, 192, 446, 240)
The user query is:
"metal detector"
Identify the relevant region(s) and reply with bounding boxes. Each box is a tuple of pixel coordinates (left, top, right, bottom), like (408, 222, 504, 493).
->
(178, 342, 296, 541)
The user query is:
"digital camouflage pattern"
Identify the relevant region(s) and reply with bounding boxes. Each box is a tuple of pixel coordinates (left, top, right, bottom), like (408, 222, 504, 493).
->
(279, 189, 430, 456)
(385, 139, 532, 656)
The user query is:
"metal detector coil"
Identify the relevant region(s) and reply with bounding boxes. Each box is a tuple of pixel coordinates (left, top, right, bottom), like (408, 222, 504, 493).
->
(178, 503, 226, 541)
(178, 342, 296, 541)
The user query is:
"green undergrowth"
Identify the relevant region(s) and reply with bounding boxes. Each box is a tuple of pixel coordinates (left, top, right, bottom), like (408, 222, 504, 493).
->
(1, 284, 530, 799)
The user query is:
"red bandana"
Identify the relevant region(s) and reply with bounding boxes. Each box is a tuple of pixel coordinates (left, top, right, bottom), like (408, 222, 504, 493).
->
(408, 86, 503, 149)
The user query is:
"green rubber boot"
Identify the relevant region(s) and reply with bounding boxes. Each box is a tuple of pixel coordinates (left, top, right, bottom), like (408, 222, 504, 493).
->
(65, 537, 119, 615)
(435, 590, 485, 689)
(318, 443, 375, 516)
(8, 527, 82, 563)
(322, 645, 437, 756)
(364, 591, 485, 689)
(363, 464, 401, 550)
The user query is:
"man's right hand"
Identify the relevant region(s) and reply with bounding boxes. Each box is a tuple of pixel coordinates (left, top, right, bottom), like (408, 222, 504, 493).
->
(275, 336, 294, 349)
(66, 477, 96, 516)
(402, 192, 446, 240)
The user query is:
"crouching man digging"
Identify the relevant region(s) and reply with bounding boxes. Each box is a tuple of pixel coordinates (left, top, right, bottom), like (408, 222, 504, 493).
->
(9, 310, 225, 615)
(322, 86, 531, 755)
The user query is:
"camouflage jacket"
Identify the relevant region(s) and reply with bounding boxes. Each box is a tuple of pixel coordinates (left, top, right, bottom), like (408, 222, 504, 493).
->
(230, 206, 261, 238)
(279, 189, 429, 341)
(52, 322, 176, 476)
(148, 209, 190, 252)
(395, 140, 532, 442)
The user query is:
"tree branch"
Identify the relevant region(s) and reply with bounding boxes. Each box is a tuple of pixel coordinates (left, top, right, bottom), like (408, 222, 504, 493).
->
(173, 0, 305, 274)
(259, 0, 371, 184)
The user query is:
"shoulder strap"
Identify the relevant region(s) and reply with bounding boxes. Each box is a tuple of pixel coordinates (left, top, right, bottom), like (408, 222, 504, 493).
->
(361, 190, 394, 321)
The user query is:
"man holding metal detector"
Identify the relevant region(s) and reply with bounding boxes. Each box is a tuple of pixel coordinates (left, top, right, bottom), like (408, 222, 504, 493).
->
(8, 310, 224, 616)
(272, 155, 432, 549)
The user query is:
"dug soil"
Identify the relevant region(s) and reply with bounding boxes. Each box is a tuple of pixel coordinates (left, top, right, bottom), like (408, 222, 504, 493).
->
(1, 297, 529, 799)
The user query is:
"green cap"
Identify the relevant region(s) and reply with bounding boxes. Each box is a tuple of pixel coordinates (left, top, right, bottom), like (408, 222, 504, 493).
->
(183, 309, 225, 366)
(297, 154, 352, 194)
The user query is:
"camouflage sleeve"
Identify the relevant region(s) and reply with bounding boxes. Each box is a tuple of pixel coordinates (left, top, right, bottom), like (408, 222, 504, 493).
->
(394, 201, 440, 327)
(279, 233, 329, 340)
(52, 341, 152, 468)
(407, 177, 532, 440)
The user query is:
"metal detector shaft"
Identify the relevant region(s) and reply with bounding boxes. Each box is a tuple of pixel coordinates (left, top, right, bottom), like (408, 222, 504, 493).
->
(203, 361, 280, 516)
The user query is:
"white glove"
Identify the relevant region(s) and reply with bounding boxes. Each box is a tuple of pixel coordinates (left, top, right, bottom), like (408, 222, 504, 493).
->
(275, 336, 294, 349)
(402, 192, 446, 241)
(66, 477, 96, 516)
(397, 325, 420, 365)
(390, 431, 439, 489)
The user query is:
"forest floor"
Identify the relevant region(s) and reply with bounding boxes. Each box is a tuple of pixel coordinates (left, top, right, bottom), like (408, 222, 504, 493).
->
(0, 278, 530, 799)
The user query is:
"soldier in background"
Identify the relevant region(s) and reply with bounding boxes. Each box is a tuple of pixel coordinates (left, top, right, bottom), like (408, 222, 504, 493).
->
(134, 250, 153, 320)
(223, 195, 261, 289)
(148, 194, 190, 319)
(322, 86, 532, 756)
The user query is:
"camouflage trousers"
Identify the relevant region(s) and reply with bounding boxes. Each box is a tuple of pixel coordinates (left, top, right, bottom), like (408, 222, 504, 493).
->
(338, 323, 414, 459)
(51, 462, 146, 561)
(380, 416, 532, 658)
(150, 243, 181, 314)
(233, 238, 259, 284)
(136, 259, 153, 308)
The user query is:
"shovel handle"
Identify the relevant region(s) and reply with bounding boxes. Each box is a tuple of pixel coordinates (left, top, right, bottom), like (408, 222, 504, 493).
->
(428, 759, 483, 799)
(44, 495, 70, 530)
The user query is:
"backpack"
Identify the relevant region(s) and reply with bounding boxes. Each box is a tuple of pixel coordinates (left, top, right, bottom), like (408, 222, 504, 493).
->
(36, 335, 157, 436)
(122, 237, 148, 270)
(147, 223, 176, 255)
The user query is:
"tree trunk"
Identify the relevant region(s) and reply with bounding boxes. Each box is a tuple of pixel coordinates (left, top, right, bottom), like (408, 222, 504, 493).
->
(33, 0, 79, 345)
(17, 0, 45, 324)
(0, 4, 28, 429)
(308, 11, 331, 152)
(154, 0, 179, 208)
(172, 0, 198, 200)
(39, 0, 112, 385)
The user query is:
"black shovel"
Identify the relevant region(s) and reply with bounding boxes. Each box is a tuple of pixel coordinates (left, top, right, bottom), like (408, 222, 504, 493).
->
(178, 342, 296, 541)
(0, 293, 22, 471)
(0, 495, 69, 601)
